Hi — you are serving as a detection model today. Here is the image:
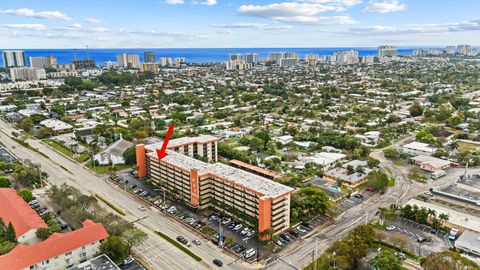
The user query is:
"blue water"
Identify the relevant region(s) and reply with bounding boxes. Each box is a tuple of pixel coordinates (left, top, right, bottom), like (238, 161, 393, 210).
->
(0, 47, 420, 66)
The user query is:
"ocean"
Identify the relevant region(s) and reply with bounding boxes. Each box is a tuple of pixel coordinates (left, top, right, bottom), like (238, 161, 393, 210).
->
(0, 47, 420, 66)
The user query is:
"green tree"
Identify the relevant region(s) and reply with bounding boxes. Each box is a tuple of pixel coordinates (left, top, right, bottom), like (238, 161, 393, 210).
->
(5, 222, 16, 242)
(121, 228, 148, 254)
(36, 228, 53, 240)
(383, 147, 400, 159)
(409, 102, 424, 117)
(421, 251, 480, 270)
(98, 236, 129, 263)
(372, 251, 402, 270)
(18, 118, 34, 132)
(123, 146, 136, 165)
(17, 189, 33, 202)
(291, 187, 330, 219)
(0, 177, 11, 187)
(367, 171, 390, 192)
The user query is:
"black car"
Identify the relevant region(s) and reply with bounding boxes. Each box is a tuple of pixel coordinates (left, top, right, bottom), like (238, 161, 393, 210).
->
(233, 245, 245, 254)
(213, 259, 223, 267)
(430, 228, 438, 234)
(417, 236, 428, 243)
(280, 234, 292, 242)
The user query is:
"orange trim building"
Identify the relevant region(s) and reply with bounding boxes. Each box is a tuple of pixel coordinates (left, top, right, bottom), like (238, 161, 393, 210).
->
(136, 136, 294, 239)
(0, 220, 108, 270)
(0, 188, 48, 244)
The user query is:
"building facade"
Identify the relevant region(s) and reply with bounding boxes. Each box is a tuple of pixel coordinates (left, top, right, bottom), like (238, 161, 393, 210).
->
(2, 50, 26, 68)
(378, 45, 397, 58)
(136, 136, 294, 238)
(10, 67, 46, 82)
(144, 51, 156, 63)
(30, 56, 57, 69)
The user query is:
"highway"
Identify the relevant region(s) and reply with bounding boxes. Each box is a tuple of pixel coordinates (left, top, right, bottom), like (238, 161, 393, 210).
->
(0, 119, 253, 270)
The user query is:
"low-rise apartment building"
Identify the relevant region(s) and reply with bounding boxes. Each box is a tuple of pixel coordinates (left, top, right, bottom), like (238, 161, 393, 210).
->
(0, 220, 108, 270)
(136, 136, 294, 239)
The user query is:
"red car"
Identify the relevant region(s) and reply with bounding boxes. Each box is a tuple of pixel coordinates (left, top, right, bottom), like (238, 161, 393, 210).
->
(365, 187, 375, 192)
(451, 163, 461, 168)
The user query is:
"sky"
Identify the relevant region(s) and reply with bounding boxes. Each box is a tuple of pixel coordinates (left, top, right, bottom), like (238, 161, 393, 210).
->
(0, 0, 479, 48)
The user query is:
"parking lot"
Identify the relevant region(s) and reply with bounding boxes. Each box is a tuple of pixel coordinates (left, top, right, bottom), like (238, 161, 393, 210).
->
(384, 218, 450, 256)
(0, 146, 16, 164)
(112, 171, 320, 261)
(119, 257, 147, 270)
(338, 190, 376, 211)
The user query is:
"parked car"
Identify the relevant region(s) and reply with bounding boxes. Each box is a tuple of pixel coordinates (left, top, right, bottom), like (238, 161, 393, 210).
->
(395, 252, 407, 260)
(240, 228, 250, 236)
(297, 226, 307, 234)
(138, 205, 146, 211)
(123, 257, 134, 265)
(365, 187, 375, 192)
(210, 214, 220, 221)
(221, 218, 231, 225)
(288, 230, 299, 238)
(228, 223, 236, 230)
(430, 228, 438, 234)
(233, 224, 243, 231)
(213, 259, 223, 267)
(246, 229, 255, 238)
(233, 245, 245, 254)
(417, 236, 428, 243)
(386, 225, 396, 231)
(244, 248, 256, 259)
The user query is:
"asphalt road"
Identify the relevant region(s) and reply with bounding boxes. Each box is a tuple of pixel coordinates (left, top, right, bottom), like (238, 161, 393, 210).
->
(264, 135, 480, 270)
(0, 119, 253, 270)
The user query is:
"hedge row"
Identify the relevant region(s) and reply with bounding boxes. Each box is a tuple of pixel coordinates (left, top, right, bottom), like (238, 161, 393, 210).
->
(155, 231, 202, 262)
(95, 194, 126, 216)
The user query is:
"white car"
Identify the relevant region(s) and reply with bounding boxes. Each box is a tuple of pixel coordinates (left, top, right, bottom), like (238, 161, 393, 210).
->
(386, 225, 396, 231)
(246, 229, 255, 237)
(240, 228, 250, 236)
(138, 205, 146, 211)
(233, 224, 243, 231)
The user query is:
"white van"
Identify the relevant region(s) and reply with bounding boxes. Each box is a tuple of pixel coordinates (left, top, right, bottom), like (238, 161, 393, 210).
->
(431, 170, 446, 180)
(244, 248, 256, 259)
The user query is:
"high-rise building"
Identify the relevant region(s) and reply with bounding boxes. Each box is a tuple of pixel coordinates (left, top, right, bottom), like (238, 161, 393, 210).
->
(29, 56, 57, 69)
(361, 55, 375, 64)
(9, 67, 46, 82)
(280, 58, 298, 67)
(2, 50, 26, 68)
(144, 51, 156, 63)
(159, 57, 173, 67)
(456, 45, 472, 56)
(229, 54, 244, 61)
(174, 57, 186, 66)
(268, 52, 285, 64)
(245, 53, 259, 64)
(141, 63, 159, 73)
(334, 50, 359, 64)
(378, 45, 397, 58)
(72, 60, 95, 69)
(305, 53, 318, 66)
(225, 60, 252, 70)
(446, 46, 457, 55)
(117, 53, 140, 69)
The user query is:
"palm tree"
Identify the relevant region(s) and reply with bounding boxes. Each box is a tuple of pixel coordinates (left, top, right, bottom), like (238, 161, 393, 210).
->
(439, 213, 449, 227)
(449, 140, 459, 152)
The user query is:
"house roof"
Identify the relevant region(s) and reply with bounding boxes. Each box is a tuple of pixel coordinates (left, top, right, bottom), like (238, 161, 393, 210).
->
(229, 159, 283, 179)
(0, 188, 48, 237)
(99, 138, 134, 157)
(0, 220, 108, 270)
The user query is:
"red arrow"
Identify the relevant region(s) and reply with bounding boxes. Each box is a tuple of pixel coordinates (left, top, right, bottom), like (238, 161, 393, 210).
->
(156, 124, 174, 160)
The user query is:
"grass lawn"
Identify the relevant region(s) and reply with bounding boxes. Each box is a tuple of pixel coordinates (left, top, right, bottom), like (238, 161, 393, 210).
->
(458, 141, 480, 153)
(393, 160, 408, 167)
(389, 178, 395, 187)
(86, 162, 133, 174)
(44, 139, 90, 163)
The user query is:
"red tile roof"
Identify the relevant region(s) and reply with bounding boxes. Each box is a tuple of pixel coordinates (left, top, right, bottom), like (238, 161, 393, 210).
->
(0, 188, 48, 237)
(0, 220, 109, 270)
(229, 159, 283, 179)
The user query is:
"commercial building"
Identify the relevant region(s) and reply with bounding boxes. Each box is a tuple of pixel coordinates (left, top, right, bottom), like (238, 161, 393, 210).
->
(141, 63, 159, 73)
(0, 188, 48, 244)
(159, 57, 173, 67)
(455, 230, 480, 257)
(225, 60, 252, 70)
(9, 67, 46, 82)
(2, 50, 26, 68)
(30, 56, 57, 69)
(51, 63, 76, 72)
(229, 54, 243, 61)
(402, 142, 436, 156)
(411, 155, 451, 172)
(305, 53, 318, 66)
(0, 220, 108, 270)
(268, 52, 285, 64)
(136, 136, 294, 238)
(72, 60, 95, 69)
(39, 119, 74, 133)
(144, 51, 156, 63)
(378, 45, 397, 58)
(174, 57, 186, 66)
(68, 254, 120, 270)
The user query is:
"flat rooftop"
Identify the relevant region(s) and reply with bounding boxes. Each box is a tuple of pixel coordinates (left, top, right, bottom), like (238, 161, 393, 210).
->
(147, 150, 207, 171)
(148, 151, 294, 198)
(405, 199, 480, 233)
(68, 254, 120, 270)
(145, 135, 219, 152)
(229, 159, 283, 179)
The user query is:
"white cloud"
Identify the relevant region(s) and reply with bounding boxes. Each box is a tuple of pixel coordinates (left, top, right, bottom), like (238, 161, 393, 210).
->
(346, 20, 480, 35)
(85, 18, 102, 24)
(298, 0, 362, 6)
(165, 0, 185, 4)
(0, 8, 71, 20)
(201, 0, 217, 5)
(210, 22, 292, 30)
(68, 23, 83, 30)
(362, 0, 406, 14)
(237, 2, 356, 25)
(1, 23, 47, 31)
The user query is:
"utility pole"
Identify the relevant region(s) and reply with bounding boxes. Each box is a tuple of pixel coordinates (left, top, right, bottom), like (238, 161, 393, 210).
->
(314, 237, 319, 269)
(218, 220, 223, 248)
